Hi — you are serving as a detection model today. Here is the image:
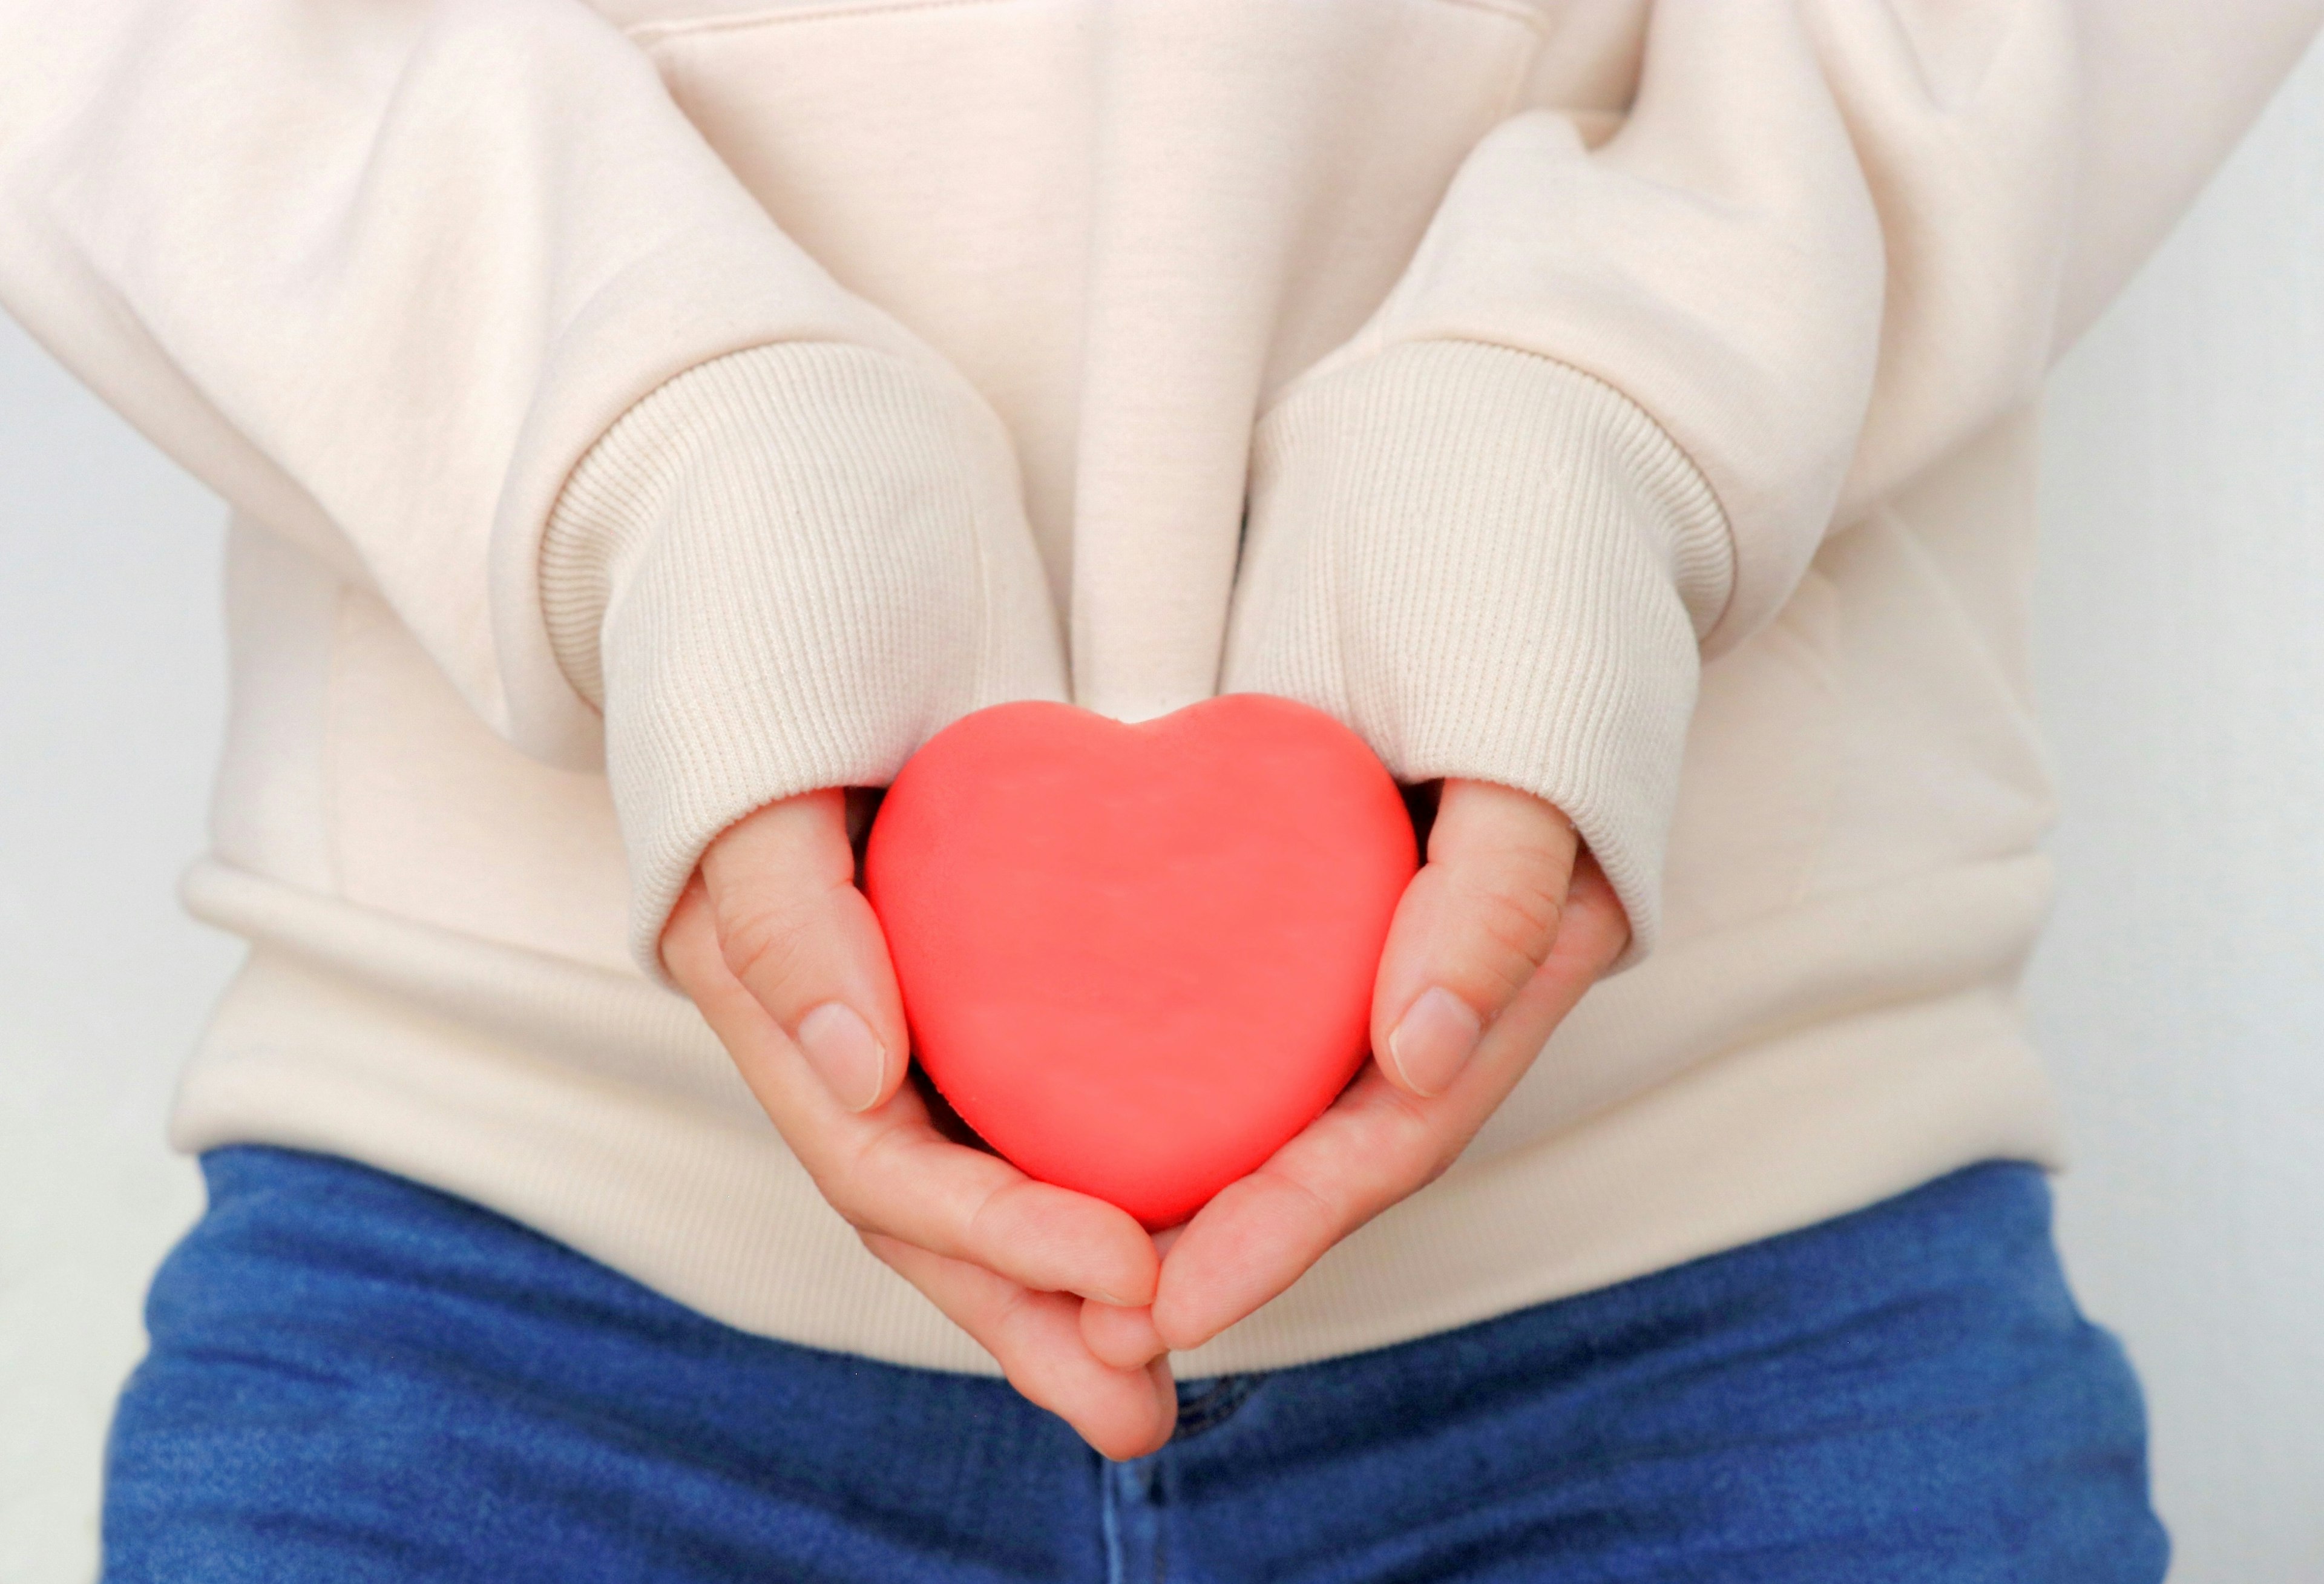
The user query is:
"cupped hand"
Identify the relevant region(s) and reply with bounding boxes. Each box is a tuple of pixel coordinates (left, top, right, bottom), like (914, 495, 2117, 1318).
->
(661, 788, 1178, 1460)
(1080, 777, 1630, 1369)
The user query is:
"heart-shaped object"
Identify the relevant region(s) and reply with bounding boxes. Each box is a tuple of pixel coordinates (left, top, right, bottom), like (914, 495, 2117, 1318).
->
(864, 694, 1419, 1229)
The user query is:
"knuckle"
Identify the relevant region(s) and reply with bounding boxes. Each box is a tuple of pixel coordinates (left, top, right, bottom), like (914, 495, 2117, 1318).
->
(1462, 879, 1564, 996)
(813, 1169, 877, 1231)
(716, 907, 799, 987)
(1353, 1071, 1433, 1139)
(715, 884, 846, 1001)
(834, 1123, 911, 1204)
(1379, 1088, 1456, 1184)
(1339, 1079, 1457, 1195)
(962, 1176, 1037, 1255)
(1263, 1166, 1344, 1246)
(807, 1129, 906, 1232)
(980, 1292, 1050, 1384)
(1412, 1135, 1461, 1192)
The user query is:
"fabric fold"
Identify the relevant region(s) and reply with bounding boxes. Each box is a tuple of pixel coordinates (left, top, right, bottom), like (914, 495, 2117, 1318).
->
(1223, 341, 1730, 970)
(543, 342, 1067, 981)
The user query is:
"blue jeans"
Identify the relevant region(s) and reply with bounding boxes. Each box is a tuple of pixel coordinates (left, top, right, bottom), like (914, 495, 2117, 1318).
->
(103, 1148, 2165, 1582)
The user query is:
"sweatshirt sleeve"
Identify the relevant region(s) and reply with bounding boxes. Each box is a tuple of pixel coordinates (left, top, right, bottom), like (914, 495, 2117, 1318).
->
(0, 0, 1067, 981)
(1220, 0, 2322, 971)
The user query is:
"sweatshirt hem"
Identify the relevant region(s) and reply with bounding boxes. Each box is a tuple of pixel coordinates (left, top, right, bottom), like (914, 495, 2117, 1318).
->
(175, 856, 2064, 1379)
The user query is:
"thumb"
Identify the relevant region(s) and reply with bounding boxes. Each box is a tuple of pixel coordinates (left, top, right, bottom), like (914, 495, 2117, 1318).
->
(686, 787, 908, 1114)
(1370, 778, 1585, 1099)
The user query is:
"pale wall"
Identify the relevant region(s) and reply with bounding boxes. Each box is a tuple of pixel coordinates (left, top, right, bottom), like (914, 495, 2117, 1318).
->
(2027, 38, 2324, 1583)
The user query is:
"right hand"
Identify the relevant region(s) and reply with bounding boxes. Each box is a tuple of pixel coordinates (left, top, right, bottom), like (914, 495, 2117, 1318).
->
(660, 787, 1177, 1460)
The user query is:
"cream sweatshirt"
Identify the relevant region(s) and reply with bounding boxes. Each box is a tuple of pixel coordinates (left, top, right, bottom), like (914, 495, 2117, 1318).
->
(2, 0, 2314, 1376)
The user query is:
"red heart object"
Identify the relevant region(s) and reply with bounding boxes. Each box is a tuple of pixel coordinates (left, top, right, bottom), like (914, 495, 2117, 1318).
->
(864, 694, 1419, 1229)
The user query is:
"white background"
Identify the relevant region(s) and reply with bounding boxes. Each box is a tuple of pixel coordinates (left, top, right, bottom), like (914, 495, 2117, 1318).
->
(5, 44, 2323, 1584)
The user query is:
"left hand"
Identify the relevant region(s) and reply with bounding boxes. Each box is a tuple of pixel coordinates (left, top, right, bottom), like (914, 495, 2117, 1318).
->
(664, 791, 1178, 1461)
(1079, 777, 1631, 1368)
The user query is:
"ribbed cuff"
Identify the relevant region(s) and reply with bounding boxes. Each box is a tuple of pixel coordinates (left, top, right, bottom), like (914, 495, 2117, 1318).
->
(543, 341, 1066, 984)
(1221, 341, 1733, 972)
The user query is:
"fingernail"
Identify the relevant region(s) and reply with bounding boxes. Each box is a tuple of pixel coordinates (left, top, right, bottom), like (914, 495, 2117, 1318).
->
(795, 1001, 887, 1112)
(1386, 987, 1483, 1097)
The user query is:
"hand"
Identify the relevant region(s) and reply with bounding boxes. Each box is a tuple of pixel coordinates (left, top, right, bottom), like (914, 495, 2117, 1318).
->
(661, 788, 1178, 1459)
(1078, 778, 1630, 1368)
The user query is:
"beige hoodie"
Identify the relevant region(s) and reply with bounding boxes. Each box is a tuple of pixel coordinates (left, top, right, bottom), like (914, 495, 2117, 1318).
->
(1, 0, 2314, 1376)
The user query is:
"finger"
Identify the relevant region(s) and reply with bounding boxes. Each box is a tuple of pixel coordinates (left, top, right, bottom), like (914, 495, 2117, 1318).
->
(865, 1234, 1178, 1462)
(1078, 1223, 1180, 1366)
(1080, 1300, 1170, 1371)
(1552, 844, 1633, 982)
(666, 887, 1160, 1307)
(1154, 850, 1629, 1352)
(1151, 1070, 1444, 1354)
(1371, 778, 1583, 1099)
(694, 789, 907, 1114)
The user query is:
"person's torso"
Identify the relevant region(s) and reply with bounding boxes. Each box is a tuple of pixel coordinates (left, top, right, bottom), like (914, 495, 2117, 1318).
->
(182, 0, 2067, 1372)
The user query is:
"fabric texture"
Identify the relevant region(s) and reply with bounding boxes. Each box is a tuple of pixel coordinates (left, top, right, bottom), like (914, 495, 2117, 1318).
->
(1223, 341, 1728, 968)
(3, 0, 2319, 1375)
(542, 340, 1066, 978)
(105, 1148, 2165, 1583)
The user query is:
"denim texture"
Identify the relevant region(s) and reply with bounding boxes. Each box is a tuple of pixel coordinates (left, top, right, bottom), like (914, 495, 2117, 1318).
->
(103, 1148, 2165, 1582)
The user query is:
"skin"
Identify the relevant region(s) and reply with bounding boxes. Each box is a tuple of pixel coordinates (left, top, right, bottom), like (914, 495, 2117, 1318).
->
(660, 776, 1632, 1462)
